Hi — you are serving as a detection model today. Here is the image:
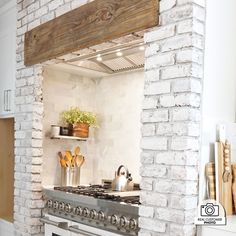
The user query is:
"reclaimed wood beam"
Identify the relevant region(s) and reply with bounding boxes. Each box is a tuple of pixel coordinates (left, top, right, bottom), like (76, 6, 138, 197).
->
(24, 0, 159, 66)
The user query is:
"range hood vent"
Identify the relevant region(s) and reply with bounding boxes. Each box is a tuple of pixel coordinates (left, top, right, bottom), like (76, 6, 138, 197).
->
(64, 40, 145, 74)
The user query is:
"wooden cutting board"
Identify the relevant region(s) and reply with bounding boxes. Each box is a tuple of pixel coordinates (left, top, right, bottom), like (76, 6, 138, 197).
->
(216, 141, 233, 215)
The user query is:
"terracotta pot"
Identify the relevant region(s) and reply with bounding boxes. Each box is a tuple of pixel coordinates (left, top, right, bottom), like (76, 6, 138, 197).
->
(73, 122, 89, 138)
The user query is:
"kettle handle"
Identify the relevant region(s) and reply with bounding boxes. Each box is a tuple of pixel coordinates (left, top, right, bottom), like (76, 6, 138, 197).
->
(117, 165, 129, 178)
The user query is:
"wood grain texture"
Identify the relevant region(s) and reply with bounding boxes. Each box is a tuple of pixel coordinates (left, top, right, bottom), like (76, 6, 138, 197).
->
(24, 0, 159, 66)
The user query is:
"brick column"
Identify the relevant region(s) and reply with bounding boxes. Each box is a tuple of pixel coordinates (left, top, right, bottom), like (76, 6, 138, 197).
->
(15, 0, 91, 235)
(139, 0, 205, 235)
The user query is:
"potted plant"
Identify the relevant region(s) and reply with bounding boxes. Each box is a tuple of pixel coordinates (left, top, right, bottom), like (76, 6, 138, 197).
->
(61, 108, 97, 138)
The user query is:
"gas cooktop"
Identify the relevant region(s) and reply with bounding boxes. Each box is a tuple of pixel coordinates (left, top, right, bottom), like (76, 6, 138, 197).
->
(43, 185, 140, 235)
(53, 185, 140, 204)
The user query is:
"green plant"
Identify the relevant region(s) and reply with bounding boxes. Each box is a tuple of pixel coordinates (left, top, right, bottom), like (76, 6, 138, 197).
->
(61, 107, 97, 127)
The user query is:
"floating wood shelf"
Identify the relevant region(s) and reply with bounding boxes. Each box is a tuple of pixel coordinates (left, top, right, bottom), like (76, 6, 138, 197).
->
(51, 135, 87, 141)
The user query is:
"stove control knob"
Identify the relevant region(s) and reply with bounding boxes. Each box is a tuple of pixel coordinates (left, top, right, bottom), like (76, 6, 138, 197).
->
(90, 209, 98, 219)
(65, 203, 72, 213)
(119, 216, 128, 228)
(83, 208, 90, 217)
(74, 206, 83, 216)
(47, 200, 53, 208)
(59, 202, 65, 211)
(53, 201, 59, 210)
(98, 211, 105, 221)
(129, 218, 138, 230)
(110, 215, 118, 225)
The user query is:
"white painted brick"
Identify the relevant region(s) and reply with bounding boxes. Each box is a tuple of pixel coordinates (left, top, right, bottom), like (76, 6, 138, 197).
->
(55, 3, 71, 17)
(176, 48, 203, 64)
(155, 151, 198, 166)
(172, 108, 201, 121)
(41, 11, 55, 24)
(170, 166, 198, 180)
(71, 0, 88, 9)
(175, 93, 201, 107)
(142, 96, 157, 109)
(139, 206, 154, 218)
(172, 123, 200, 136)
(139, 217, 166, 233)
(156, 123, 172, 135)
(28, 19, 40, 30)
(140, 191, 168, 207)
(142, 109, 169, 123)
(177, 0, 205, 7)
(145, 53, 175, 70)
(170, 195, 198, 210)
(27, 1, 40, 14)
(40, 0, 51, 6)
(140, 165, 167, 177)
(144, 81, 171, 95)
(170, 223, 196, 236)
(48, 0, 63, 11)
(171, 136, 199, 151)
(160, 0, 177, 12)
(142, 124, 156, 136)
(172, 79, 202, 93)
(144, 25, 175, 43)
(177, 19, 204, 35)
(156, 208, 186, 224)
(160, 95, 175, 107)
(34, 6, 48, 19)
(141, 137, 168, 150)
(145, 69, 160, 81)
(161, 64, 192, 79)
(193, 4, 205, 21)
(161, 4, 193, 25)
(154, 179, 198, 194)
(162, 34, 192, 52)
(140, 178, 153, 191)
(139, 230, 152, 236)
(141, 152, 155, 164)
(145, 43, 160, 58)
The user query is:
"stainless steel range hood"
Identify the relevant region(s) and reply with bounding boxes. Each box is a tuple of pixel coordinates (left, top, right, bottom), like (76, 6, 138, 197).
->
(54, 40, 145, 75)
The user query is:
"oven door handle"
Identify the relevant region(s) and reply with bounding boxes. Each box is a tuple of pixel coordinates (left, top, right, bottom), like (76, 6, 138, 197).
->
(69, 225, 100, 236)
(40, 217, 69, 230)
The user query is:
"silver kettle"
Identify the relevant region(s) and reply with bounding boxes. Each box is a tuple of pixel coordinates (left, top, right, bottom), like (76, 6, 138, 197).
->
(112, 165, 134, 191)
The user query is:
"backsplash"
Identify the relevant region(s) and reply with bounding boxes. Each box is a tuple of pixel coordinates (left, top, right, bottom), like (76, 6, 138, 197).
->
(42, 67, 144, 186)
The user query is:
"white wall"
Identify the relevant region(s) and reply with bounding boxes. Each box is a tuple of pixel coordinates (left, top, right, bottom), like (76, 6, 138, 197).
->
(42, 67, 144, 186)
(42, 68, 97, 186)
(200, 0, 236, 200)
(93, 70, 144, 183)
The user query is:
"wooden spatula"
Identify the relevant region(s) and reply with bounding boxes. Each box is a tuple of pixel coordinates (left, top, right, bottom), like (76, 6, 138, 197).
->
(75, 146, 81, 156)
(75, 155, 84, 167)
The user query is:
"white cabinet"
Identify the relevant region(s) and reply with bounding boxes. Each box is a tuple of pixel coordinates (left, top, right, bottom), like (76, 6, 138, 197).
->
(0, 1, 16, 118)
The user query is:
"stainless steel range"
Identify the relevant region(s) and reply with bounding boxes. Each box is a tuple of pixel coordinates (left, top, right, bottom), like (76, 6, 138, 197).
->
(43, 185, 140, 236)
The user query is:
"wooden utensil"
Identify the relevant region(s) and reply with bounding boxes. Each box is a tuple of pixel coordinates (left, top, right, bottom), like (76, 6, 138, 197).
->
(60, 158, 67, 168)
(75, 146, 81, 156)
(75, 155, 84, 168)
(65, 150, 73, 164)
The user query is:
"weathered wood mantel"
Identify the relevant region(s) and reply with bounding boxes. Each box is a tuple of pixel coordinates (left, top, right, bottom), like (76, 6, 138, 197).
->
(24, 0, 159, 66)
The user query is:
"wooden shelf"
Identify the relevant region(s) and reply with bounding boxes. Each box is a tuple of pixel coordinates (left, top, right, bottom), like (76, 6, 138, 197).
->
(51, 135, 87, 141)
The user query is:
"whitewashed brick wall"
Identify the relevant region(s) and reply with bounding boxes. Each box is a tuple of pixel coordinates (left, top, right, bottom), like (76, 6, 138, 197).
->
(15, 0, 205, 235)
(139, 0, 205, 235)
(15, 1, 92, 235)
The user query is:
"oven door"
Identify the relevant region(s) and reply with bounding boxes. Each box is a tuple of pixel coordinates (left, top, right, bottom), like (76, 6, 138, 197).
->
(41, 215, 71, 236)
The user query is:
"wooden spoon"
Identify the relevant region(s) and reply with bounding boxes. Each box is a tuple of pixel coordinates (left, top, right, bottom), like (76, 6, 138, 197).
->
(75, 155, 84, 167)
(75, 146, 81, 156)
(65, 150, 73, 164)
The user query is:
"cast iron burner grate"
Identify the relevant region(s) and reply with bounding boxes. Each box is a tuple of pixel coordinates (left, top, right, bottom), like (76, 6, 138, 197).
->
(53, 185, 140, 205)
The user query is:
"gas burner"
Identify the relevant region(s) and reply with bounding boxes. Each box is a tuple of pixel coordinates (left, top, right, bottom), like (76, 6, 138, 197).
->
(53, 185, 140, 204)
